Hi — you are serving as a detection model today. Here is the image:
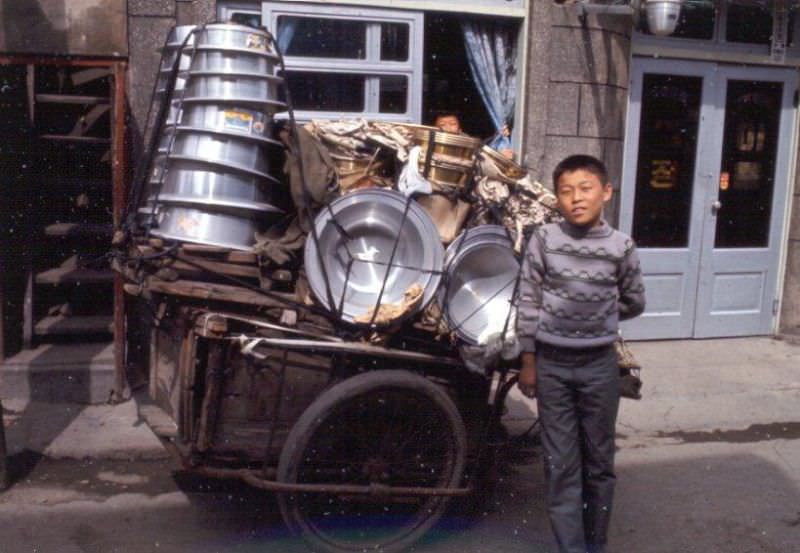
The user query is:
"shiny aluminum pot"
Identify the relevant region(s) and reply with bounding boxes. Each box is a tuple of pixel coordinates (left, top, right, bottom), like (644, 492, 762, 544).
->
(193, 23, 278, 59)
(439, 225, 519, 345)
(177, 103, 280, 146)
(151, 204, 273, 251)
(167, 130, 279, 179)
(182, 73, 285, 110)
(304, 189, 444, 325)
(189, 49, 278, 77)
(150, 157, 282, 211)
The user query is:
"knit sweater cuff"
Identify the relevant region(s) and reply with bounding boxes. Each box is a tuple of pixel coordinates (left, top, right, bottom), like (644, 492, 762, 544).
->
(518, 336, 536, 353)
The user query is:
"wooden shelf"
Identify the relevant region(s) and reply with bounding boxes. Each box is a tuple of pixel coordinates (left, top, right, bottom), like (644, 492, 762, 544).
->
(40, 134, 111, 144)
(36, 266, 114, 285)
(35, 94, 109, 105)
(34, 315, 113, 336)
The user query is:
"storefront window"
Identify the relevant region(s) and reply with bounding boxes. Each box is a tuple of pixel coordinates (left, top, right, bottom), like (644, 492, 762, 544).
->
(725, 3, 772, 44)
(632, 74, 703, 248)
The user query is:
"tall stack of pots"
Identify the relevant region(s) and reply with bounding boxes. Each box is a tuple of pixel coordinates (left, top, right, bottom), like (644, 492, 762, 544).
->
(144, 23, 287, 251)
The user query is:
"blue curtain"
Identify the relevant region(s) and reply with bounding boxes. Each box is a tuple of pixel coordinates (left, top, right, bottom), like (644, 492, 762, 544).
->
(277, 17, 299, 53)
(461, 20, 518, 149)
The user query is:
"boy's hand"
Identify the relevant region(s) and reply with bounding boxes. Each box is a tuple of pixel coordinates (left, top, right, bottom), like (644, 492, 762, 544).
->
(518, 352, 537, 399)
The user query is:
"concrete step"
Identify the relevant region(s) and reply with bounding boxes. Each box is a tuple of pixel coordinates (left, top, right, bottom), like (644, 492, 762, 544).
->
(0, 343, 115, 404)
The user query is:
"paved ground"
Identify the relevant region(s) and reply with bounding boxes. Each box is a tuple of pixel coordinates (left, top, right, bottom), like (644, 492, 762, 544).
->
(1, 337, 799, 552)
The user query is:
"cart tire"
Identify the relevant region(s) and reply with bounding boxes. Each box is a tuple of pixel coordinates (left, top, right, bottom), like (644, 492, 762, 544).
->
(277, 370, 467, 553)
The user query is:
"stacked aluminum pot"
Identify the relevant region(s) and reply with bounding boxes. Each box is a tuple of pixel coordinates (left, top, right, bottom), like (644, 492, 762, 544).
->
(145, 23, 287, 250)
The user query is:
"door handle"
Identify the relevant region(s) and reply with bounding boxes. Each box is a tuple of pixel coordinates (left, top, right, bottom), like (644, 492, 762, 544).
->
(711, 200, 722, 215)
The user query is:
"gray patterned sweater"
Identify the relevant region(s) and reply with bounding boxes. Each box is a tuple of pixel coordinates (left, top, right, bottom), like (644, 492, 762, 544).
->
(517, 219, 646, 352)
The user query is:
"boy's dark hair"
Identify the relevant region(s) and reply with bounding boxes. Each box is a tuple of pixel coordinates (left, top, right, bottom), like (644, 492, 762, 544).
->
(552, 155, 609, 190)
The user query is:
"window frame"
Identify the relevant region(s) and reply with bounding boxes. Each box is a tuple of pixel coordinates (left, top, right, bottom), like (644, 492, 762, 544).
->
(261, 2, 423, 122)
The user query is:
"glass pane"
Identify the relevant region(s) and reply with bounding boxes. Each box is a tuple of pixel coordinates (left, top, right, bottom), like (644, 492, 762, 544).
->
(632, 74, 703, 248)
(381, 23, 409, 61)
(714, 81, 782, 249)
(379, 76, 408, 113)
(230, 12, 261, 28)
(726, 4, 772, 44)
(278, 16, 367, 59)
(285, 71, 365, 112)
(643, 1, 715, 40)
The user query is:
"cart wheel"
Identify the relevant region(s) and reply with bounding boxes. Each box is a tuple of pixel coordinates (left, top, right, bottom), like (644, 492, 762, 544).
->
(277, 370, 467, 553)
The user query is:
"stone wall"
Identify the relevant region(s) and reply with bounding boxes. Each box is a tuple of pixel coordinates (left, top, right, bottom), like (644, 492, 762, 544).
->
(127, 1, 217, 160)
(779, 164, 800, 335)
(522, 2, 633, 225)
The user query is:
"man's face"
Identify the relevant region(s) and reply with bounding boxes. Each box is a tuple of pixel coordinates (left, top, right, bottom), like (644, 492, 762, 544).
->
(555, 169, 612, 227)
(434, 115, 461, 134)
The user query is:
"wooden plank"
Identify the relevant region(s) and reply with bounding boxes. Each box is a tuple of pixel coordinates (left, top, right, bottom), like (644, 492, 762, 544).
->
(36, 266, 115, 285)
(34, 315, 113, 336)
(70, 67, 111, 87)
(144, 278, 294, 309)
(26, 64, 34, 126)
(23, 269, 33, 350)
(35, 94, 110, 105)
(45, 222, 113, 237)
(178, 244, 258, 265)
(112, 60, 128, 403)
(0, 56, 115, 67)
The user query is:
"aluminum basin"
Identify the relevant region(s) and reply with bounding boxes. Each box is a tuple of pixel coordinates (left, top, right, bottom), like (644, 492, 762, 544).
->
(440, 225, 519, 345)
(150, 157, 283, 213)
(182, 73, 285, 110)
(190, 49, 278, 76)
(177, 103, 280, 146)
(194, 23, 278, 59)
(167, 129, 280, 179)
(304, 189, 444, 325)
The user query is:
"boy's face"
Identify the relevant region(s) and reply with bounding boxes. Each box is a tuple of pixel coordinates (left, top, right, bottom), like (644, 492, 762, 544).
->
(555, 169, 612, 228)
(434, 115, 462, 134)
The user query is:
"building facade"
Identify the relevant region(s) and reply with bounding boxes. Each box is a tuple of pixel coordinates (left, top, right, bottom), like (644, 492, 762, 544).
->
(2, 0, 799, 353)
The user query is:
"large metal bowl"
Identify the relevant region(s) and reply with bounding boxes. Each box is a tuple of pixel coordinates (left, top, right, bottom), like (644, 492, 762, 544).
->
(150, 204, 275, 251)
(190, 49, 278, 76)
(304, 189, 444, 325)
(439, 225, 520, 345)
(193, 23, 278, 58)
(182, 73, 286, 110)
(177, 103, 280, 146)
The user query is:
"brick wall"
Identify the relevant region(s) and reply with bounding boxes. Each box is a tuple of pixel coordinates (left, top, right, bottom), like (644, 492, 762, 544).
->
(522, 2, 633, 225)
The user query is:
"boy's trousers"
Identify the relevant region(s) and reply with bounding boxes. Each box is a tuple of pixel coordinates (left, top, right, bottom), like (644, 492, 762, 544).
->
(535, 343, 620, 553)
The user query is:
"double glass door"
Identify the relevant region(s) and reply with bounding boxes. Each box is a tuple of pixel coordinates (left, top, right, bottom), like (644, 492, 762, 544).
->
(620, 59, 797, 339)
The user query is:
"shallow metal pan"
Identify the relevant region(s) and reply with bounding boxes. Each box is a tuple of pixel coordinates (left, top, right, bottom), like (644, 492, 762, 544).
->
(176, 103, 281, 147)
(182, 73, 285, 109)
(193, 24, 278, 59)
(189, 49, 278, 76)
(439, 225, 519, 345)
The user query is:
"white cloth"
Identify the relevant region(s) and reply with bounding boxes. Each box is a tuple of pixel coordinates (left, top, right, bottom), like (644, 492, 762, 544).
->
(398, 146, 433, 197)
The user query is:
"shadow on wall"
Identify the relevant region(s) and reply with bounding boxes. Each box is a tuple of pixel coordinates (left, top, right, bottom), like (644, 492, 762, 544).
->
(0, 0, 69, 55)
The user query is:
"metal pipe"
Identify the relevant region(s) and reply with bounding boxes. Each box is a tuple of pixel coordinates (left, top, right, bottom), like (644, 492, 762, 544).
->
(195, 466, 472, 497)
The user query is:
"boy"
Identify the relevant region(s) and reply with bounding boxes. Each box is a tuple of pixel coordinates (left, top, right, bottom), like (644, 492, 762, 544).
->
(516, 155, 646, 553)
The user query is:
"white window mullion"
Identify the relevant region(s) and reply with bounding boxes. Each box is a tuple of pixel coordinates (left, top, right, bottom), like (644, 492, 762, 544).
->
(365, 76, 381, 113)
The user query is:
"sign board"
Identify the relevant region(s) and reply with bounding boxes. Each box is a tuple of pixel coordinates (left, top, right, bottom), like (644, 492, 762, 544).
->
(0, 0, 127, 57)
